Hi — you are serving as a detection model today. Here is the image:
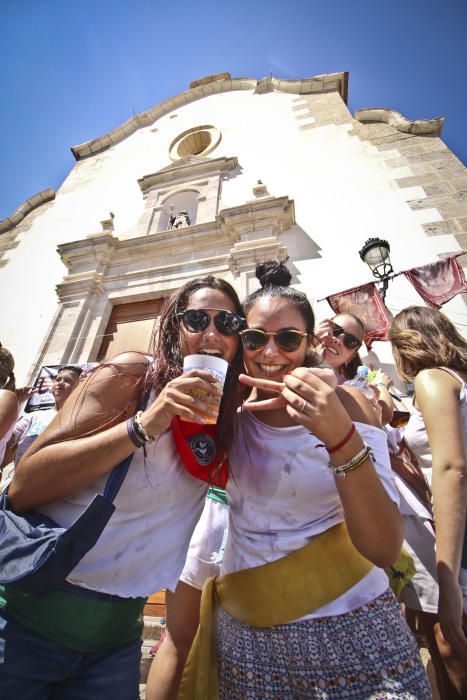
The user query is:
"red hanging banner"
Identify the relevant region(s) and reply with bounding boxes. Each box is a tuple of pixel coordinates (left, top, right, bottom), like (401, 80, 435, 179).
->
(326, 283, 392, 350)
(404, 256, 467, 308)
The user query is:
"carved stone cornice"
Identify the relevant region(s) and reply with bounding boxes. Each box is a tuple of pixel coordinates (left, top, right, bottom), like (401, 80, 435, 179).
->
(57, 232, 118, 273)
(0, 188, 55, 234)
(138, 156, 238, 194)
(53, 195, 295, 299)
(56, 272, 106, 302)
(71, 73, 349, 159)
(218, 196, 295, 240)
(254, 73, 348, 101)
(227, 238, 288, 277)
(354, 108, 444, 136)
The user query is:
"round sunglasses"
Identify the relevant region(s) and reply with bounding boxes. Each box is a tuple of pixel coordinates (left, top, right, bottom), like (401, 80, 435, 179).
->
(240, 328, 308, 352)
(331, 324, 362, 350)
(177, 308, 244, 336)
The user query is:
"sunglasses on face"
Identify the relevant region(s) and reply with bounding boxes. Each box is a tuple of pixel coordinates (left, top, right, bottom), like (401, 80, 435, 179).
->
(240, 328, 308, 352)
(177, 308, 244, 336)
(331, 324, 362, 350)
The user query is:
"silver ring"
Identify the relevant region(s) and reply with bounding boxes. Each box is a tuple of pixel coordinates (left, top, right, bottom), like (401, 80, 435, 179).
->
(300, 398, 308, 413)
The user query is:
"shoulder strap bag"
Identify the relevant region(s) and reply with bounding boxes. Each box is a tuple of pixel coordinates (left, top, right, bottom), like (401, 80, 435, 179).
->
(0, 453, 132, 596)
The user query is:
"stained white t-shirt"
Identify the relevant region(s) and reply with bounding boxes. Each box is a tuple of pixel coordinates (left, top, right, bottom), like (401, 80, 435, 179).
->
(223, 412, 399, 619)
(41, 429, 208, 597)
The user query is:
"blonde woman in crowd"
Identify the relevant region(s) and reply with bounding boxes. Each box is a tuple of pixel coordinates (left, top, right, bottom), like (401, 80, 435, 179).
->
(390, 306, 467, 698)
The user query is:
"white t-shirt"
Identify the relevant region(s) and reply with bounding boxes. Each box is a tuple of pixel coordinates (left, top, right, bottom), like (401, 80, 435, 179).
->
(41, 429, 208, 597)
(223, 412, 399, 619)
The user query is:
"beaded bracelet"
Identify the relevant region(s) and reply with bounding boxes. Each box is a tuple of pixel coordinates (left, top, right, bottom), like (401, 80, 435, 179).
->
(126, 417, 145, 448)
(134, 410, 155, 443)
(330, 444, 373, 479)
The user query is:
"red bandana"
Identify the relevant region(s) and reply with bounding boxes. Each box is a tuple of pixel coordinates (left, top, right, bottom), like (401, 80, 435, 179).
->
(171, 416, 228, 488)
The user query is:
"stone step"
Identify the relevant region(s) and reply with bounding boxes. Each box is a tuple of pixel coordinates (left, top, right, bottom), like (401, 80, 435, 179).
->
(142, 615, 165, 640)
(140, 644, 156, 684)
(140, 617, 166, 685)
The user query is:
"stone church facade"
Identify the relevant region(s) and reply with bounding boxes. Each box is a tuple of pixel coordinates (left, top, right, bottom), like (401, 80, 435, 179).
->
(1, 71, 466, 384)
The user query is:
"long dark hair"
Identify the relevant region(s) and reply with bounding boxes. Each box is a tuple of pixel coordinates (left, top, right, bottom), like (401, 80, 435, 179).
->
(145, 276, 244, 467)
(389, 306, 467, 382)
(242, 261, 319, 366)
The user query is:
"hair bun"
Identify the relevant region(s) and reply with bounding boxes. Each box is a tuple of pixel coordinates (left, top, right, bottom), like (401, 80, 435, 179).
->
(256, 260, 291, 288)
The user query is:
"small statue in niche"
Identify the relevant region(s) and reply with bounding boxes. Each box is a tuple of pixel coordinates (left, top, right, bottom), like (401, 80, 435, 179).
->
(168, 210, 191, 230)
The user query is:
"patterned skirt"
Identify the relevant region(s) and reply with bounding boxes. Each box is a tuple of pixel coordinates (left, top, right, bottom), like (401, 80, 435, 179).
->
(216, 589, 431, 699)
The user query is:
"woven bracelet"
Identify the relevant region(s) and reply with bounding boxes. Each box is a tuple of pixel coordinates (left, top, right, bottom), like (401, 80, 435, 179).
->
(134, 410, 155, 443)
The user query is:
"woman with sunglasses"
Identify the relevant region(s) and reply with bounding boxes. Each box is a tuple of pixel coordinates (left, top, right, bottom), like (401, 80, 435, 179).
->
(316, 313, 365, 382)
(390, 306, 467, 698)
(316, 315, 395, 426)
(180, 261, 429, 699)
(0, 277, 244, 700)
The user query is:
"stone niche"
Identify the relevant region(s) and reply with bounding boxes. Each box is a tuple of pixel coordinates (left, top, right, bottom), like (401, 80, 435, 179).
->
(136, 155, 239, 236)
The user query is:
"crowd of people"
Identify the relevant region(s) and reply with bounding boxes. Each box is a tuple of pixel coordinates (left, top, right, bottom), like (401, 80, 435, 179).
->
(0, 260, 465, 699)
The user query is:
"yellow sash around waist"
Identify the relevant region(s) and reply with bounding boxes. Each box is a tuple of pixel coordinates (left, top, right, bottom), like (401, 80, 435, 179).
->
(178, 522, 373, 700)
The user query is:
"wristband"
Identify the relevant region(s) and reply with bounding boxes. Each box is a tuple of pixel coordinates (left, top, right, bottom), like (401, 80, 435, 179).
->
(127, 417, 145, 448)
(324, 424, 356, 454)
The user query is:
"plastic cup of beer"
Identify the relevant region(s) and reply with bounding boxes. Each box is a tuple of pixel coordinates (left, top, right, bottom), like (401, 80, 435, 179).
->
(182, 354, 228, 424)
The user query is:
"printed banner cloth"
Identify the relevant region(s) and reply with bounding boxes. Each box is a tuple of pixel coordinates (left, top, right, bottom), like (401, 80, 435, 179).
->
(24, 363, 96, 413)
(327, 283, 392, 350)
(404, 256, 467, 308)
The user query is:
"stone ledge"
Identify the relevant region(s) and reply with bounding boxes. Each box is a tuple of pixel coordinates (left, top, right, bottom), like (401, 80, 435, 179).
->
(355, 108, 444, 136)
(0, 188, 55, 234)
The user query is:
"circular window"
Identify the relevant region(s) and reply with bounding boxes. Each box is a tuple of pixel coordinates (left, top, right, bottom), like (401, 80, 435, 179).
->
(169, 125, 221, 161)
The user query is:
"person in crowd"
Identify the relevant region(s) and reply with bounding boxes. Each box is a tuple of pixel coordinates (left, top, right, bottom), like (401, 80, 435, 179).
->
(0, 276, 244, 699)
(0, 344, 19, 467)
(390, 305, 467, 698)
(315, 313, 394, 424)
(315, 313, 364, 383)
(179, 262, 430, 699)
(1, 366, 83, 479)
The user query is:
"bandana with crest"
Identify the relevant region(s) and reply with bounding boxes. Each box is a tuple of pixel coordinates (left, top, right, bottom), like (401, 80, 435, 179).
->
(171, 416, 228, 488)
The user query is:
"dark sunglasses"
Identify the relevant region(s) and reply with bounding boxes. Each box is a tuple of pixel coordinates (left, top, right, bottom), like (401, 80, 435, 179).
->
(240, 328, 308, 352)
(177, 308, 244, 336)
(332, 324, 362, 350)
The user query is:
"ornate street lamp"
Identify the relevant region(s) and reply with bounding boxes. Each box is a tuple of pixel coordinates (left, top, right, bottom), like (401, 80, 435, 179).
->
(358, 237, 394, 302)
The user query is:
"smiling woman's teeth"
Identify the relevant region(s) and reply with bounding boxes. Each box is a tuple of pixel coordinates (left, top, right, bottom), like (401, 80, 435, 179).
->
(259, 364, 283, 375)
(200, 349, 221, 356)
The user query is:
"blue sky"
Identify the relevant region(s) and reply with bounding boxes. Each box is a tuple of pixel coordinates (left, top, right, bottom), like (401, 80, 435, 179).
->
(1, 0, 466, 219)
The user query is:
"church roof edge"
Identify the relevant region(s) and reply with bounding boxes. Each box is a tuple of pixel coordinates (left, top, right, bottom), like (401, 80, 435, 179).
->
(70, 72, 349, 161)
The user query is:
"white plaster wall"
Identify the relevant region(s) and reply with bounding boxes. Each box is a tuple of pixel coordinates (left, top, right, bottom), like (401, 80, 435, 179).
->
(0, 86, 464, 382)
